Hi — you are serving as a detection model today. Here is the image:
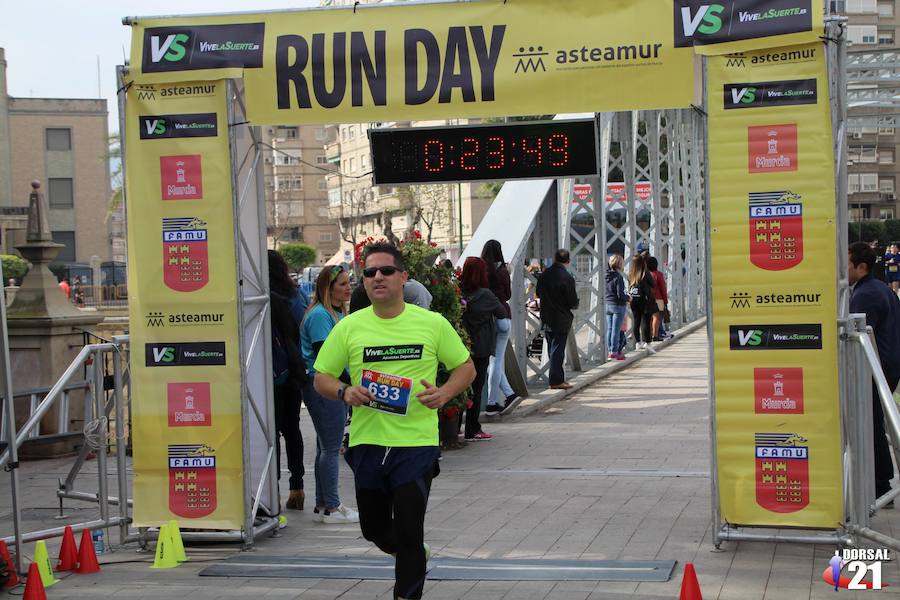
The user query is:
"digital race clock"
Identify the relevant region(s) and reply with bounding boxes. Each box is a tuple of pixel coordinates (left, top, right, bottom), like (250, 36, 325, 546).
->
(369, 119, 598, 185)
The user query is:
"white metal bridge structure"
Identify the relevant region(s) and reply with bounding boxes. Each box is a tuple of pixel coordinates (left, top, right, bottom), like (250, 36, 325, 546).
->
(461, 109, 708, 386)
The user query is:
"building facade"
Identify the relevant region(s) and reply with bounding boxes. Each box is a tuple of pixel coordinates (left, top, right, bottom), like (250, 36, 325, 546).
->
(834, 0, 900, 220)
(325, 121, 492, 263)
(0, 48, 112, 263)
(262, 124, 340, 262)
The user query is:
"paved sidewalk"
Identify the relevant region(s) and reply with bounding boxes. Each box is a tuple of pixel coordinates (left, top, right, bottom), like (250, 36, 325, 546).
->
(1, 330, 898, 599)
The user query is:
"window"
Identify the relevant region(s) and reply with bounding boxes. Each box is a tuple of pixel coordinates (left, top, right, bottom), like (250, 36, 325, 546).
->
(878, 1, 894, 16)
(328, 189, 340, 207)
(281, 201, 303, 217)
(361, 154, 369, 169)
(320, 232, 333, 242)
(52, 231, 76, 262)
(848, 25, 878, 44)
(318, 179, 328, 191)
(284, 127, 298, 139)
(316, 155, 328, 165)
(879, 30, 894, 45)
(46, 128, 71, 151)
(880, 149, 895, 164)
(830, 0, 846, 11)
(348, 126, 356, 139)
(880, 208, 895, 219)
(849, 173, 860, 193)
(315, 128, 327, 141)
(880, 177, 895, 193)
(349, 158, 355, 172)
(48, 178, 74, 208)
(851, 145, 878, 162)
(850, 206, 870, 220)
(847, 0, 877, 12)
(293, 176, 303, 190)
(862, 173, 879, 192)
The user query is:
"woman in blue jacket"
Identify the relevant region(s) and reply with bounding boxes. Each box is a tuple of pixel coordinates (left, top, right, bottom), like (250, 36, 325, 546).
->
(605, 254, 628, 360)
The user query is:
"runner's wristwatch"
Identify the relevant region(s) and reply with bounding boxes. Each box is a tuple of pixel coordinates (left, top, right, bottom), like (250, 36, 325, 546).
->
(337, 384, 349, 402)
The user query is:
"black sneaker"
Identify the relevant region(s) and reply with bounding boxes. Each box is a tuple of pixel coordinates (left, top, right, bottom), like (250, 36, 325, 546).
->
(484, 404, 504, 416)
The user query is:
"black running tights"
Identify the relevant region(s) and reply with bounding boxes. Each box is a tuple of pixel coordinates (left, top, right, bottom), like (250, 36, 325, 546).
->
(356, 476, 433, 599)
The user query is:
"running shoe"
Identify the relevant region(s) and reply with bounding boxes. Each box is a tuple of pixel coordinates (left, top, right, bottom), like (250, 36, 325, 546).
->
(484, 404, 504, 416)
(465, 431, 493, 441)
(321, 504, 360, 524)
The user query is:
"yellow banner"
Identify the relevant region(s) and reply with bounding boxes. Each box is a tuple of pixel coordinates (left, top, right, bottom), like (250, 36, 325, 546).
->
(128, 0, 698, 122)
(125, 80, 244, 529)
(707, 42, 842, 528)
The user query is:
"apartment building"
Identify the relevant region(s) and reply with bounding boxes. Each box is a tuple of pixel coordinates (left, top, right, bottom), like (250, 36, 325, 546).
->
(834, 0, 900, 220)
(0, 48, 112, 263)
(262, 124, 341, 262)
(325, 121, 492, 262)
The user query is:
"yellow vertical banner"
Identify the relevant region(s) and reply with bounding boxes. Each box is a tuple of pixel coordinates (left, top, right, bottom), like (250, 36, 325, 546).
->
(707, 43, 843, 528)
(125, 80, 244, 529)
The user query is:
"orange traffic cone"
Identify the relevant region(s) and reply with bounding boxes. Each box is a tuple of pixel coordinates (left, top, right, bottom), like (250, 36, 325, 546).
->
(22, 562, 46, 600)
(679, 562, 702, 600)
(75, 529, 100, 574)
(56, 525, 78, 571)
(0, 540, 19, 588)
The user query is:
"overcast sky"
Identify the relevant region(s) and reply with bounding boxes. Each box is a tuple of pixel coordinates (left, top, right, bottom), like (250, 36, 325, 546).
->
(1, 1, 319, 132)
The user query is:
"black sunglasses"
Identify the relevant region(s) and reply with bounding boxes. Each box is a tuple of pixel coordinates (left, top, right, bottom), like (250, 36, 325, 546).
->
(362, 266, 400, 278)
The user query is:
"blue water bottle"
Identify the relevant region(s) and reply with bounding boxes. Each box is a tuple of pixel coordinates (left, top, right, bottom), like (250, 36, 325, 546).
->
(92, 529, 104, 555)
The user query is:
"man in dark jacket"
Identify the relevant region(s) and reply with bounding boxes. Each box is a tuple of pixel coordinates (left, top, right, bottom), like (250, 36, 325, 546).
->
(536, 249, 579, 389)
(849, 242, 900, 499)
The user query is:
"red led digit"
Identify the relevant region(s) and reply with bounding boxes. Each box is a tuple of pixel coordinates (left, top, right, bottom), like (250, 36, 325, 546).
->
(548, 133, 570, 167)
(486, 136, 505, 169)
(522, 136, 542, 166)
(460, 137, 480, 171)
(423, 139, 445, 173)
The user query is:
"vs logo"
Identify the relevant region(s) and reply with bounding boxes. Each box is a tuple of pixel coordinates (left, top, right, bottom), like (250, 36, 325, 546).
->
(149, 32, 191, 64)
(731, 87, 756, 105)
(138, 117, 168, 138)
(680, 3, 725, 37)
(736, 329, 762, 347)
(150, 345, 177, 364)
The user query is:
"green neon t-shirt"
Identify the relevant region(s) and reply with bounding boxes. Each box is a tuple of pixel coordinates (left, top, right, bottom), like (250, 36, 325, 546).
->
(314, 304, 470, 447)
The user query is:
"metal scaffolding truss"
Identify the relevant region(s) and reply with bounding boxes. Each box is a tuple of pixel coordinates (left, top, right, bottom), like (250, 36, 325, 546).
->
(847, 48, 900, 129)
(513, 109, 707, 385)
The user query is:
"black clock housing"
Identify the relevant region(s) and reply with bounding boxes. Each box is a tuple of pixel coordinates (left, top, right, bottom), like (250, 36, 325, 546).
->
(370, 119, 598, 184)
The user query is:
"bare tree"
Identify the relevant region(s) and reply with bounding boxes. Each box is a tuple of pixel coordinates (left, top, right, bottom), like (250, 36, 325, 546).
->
(337, 185, 368, 252)
(409, 184, 450, 244)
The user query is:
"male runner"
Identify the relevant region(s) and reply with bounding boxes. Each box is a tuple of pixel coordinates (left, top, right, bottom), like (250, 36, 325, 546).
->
(314, 242, 475, 600)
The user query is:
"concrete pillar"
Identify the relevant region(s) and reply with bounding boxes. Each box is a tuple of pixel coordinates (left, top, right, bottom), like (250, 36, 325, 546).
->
(0, 49, 11, 209)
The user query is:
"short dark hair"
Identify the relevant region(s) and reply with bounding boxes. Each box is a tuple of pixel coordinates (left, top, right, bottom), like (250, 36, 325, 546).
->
(554, 249, 570, 264)
(849, 241, 876, 274)
(364, 242, 406, 271)
(646, 256, 659, 271)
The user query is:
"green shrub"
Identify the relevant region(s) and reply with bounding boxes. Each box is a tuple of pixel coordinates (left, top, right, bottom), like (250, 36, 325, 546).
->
(0, 255, 29, 283)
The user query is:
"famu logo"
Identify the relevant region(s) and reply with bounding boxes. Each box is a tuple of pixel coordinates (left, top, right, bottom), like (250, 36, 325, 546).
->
(729, 324, 822, 350)
(724, 79, 817, 110)
(139, 113, 218, 140)
(142, 24, 265, 74)
(675, 0, 813, 48)
(362, 345, 424, 363)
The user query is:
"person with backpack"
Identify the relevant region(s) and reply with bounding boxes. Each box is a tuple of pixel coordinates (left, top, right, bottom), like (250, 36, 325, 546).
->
(460, 257, 507, 441)
(627, 254, 657, 352)
(605, 254, 628, 360)
(301, 266, 359, 524)
(269, 250, 309, 511)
